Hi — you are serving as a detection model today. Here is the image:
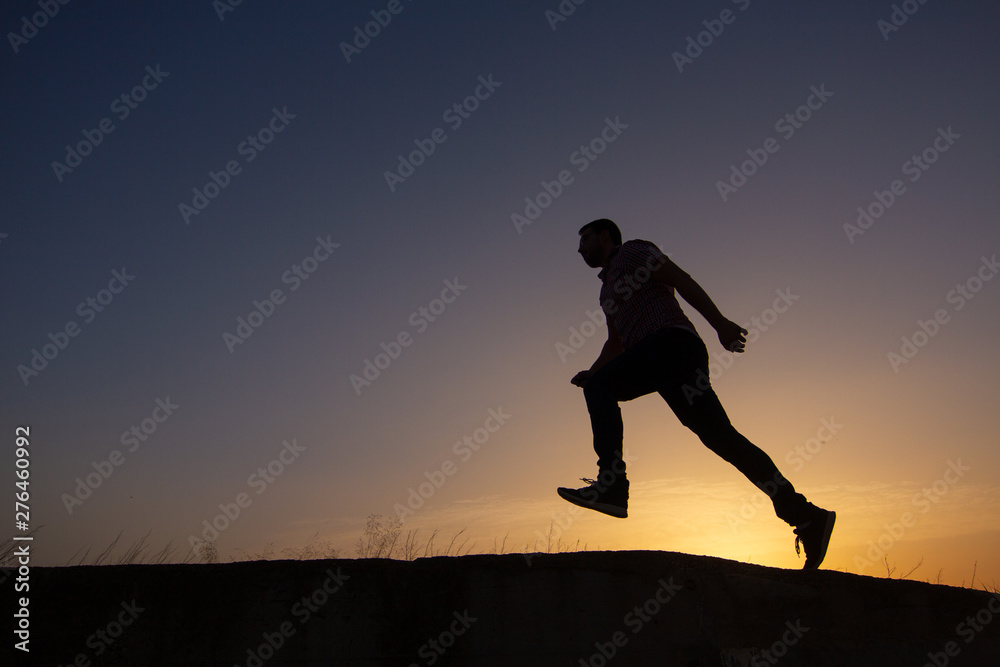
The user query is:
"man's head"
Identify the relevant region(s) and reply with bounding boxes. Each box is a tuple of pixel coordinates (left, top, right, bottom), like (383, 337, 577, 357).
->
(578, 218, 622, 268)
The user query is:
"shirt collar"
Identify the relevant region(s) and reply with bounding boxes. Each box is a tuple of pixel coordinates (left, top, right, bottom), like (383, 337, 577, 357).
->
(597, 245, 621, 282)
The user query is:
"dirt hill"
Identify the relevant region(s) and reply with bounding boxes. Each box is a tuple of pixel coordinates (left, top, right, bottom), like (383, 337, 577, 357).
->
(15, 550, 1000, 665)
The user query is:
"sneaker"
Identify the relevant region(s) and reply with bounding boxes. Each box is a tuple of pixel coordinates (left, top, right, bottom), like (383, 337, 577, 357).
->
(557, 475, 628, 518)
(793, 508, 836, 569)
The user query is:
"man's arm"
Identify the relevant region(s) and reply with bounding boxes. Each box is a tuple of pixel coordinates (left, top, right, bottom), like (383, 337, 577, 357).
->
(652, 255, 748, 352)
(571, 319, 623, 387)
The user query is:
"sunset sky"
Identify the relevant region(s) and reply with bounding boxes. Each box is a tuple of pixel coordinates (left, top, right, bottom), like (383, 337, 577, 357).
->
(2, 0, 998, 587)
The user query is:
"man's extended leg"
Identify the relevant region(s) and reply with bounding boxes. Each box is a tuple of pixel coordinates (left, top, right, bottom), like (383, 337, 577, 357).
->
(654, 329, 810, 521)
(657, 328, 835, 567)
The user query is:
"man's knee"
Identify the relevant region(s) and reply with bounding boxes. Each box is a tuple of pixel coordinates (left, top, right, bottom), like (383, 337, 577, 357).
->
(672, 401, 726, 434)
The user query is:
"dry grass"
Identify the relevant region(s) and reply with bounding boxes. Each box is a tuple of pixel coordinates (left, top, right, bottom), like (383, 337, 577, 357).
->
(521, 520, 587, 555)
(29, 523, 995, 593)
(232, 533, 341, 562)
(189, 514, 484, 564)
(881, 555, 924, 580)
(65, 530, 191, 566)
(3, 528, 193, 567)
(356, 514, 477, 559)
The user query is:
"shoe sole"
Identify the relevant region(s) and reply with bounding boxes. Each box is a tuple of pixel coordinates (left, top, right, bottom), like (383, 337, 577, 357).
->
(804, 511, 836, 569)
(557, 488, 628, 518)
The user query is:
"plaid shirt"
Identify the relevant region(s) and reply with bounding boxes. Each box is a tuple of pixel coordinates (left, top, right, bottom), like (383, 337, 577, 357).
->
(598, 240, 698, 349)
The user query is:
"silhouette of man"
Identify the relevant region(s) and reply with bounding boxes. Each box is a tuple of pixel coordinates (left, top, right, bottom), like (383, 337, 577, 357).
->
(557, 218, 835, 569)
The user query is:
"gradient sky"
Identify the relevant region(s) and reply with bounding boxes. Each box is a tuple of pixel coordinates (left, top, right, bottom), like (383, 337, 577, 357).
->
(2, 0, 998, 586)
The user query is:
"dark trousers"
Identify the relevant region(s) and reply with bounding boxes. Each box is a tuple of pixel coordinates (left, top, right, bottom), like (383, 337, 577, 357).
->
(583, 327, 811, 526)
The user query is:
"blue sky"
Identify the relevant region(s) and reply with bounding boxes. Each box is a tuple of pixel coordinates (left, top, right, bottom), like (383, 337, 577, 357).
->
(2, 0, 999, 583)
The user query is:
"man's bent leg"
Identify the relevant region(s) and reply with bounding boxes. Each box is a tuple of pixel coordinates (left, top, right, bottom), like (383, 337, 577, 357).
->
(583, 331, 670, 473)
(561, 334, 668, 518)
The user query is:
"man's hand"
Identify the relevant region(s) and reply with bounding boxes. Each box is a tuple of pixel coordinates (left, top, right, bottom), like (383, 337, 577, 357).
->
(571, 370, 591, 387)
(717, 320, 748, 353)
